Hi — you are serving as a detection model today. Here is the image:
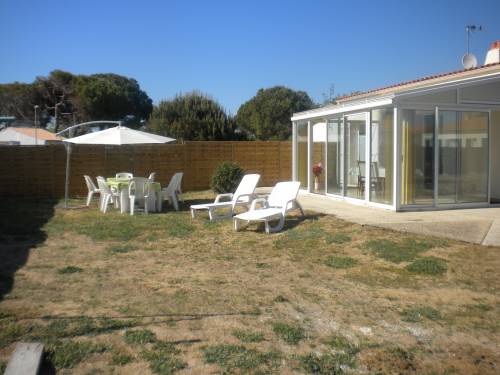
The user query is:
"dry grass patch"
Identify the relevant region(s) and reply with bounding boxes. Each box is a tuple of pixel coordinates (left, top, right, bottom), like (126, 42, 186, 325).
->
(0, 193, 499, 374)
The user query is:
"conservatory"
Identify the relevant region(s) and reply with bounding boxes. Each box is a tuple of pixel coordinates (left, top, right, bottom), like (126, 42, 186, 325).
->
(291, 59, 500, 211)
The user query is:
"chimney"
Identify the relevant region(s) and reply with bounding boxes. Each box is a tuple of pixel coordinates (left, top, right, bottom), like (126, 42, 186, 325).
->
(484, 41, 500, 65)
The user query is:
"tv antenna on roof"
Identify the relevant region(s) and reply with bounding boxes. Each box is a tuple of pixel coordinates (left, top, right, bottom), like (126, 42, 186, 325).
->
(462, 24, 482, 68)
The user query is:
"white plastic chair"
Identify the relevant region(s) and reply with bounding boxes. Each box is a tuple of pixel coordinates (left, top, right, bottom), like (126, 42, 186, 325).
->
(190, 174, 260, 220)
(233, 181, 304, 233)
(116, 172, 133, 179)
(161, 172, 183, 211)
(129, 177, 152, 215)
(84, 175, 100, 207)
(96, 176, 120, 213)
(148, 172, 156, 182)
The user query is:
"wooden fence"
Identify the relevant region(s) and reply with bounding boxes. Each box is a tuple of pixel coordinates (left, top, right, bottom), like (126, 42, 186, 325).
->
(0, 141, 292, 198)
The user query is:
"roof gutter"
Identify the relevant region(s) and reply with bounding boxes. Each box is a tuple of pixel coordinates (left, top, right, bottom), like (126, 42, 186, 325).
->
(291, 96, 393, 121)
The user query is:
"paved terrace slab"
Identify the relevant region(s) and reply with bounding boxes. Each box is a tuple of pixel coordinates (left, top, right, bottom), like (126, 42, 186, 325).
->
(296, 192, 500, 246)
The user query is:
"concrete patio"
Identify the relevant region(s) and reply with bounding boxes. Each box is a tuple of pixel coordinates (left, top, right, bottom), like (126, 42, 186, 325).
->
(297, 192, 500, 246)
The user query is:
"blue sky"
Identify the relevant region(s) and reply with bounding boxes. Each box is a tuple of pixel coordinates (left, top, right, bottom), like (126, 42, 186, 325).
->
(1, 0, 499, 114)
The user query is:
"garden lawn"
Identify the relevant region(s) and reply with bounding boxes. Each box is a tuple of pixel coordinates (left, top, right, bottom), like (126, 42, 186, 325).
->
(0, 192, 499, 374)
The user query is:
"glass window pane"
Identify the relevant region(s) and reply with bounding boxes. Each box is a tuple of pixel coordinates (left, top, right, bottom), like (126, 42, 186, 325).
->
(370, 109, 394, 205)
(438, 111, 458, 204)
(296, 122, 308, 189)
(326, 118, 343, 195)
(458, 112, 488, 203)
(401, 110, 435, 205)
(345, 113, 366, 199)
(312, 120, 326, 194)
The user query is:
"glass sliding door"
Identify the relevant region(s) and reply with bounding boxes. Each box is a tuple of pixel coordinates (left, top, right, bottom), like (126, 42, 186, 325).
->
(345, 113, 366, 199)
(400, 110, 435, 205)
(370, 109, 394, 205)
(459, 112, 488, 203)
(296, 122, 308, 190)
(437, 111, 458, 204)
(326, 117, 344, 195)
(312, 120, 326, 194)
(438, 111, 488, 204)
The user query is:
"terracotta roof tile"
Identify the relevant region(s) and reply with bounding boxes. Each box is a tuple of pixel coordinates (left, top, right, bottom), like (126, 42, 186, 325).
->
(336, 62, 500, 101)
(11, 127, 63, 141)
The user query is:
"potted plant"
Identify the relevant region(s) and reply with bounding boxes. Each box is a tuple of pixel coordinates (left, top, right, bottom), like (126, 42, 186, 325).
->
(312, 162, 323, 190)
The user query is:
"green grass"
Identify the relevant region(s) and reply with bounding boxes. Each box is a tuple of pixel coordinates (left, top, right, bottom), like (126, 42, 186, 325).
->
(297, 352, 347, 374)
(45, 212, 195, 241)
(46, 340, 109, 369)
(0, 321, 27, 348)
(111, 351, 134, 366)
(123, 329, 156, 345)
(28, 318, 137, 340)
(386, 346, 415, 362)
(325, 233, 352, 245)
(271, 322, 305, 345)
(406, 257, 447, 275)
(273, 221, 327, 250)
(0, 360, 6, 374)
(57, 266, 83, 274)
(273, 295, 289, 303)
(400, 306, 442, 322)
(202, 344, 281, 373)
(232, 329, 265, 343)
(324, 255, 358, 269)
(364, 238, 437, 263)
(325, 334, 359, 354)
(107, 244, 137, 254)
(141, 342, 186, 375)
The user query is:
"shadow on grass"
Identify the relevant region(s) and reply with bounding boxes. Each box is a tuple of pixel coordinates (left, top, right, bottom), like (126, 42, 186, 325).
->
(176, 198, 212, 213)
(247, 212, 325, 234)
(0, 198, 57, 302)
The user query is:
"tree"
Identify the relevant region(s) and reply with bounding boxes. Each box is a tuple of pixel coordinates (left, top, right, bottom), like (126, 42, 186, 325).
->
(73, 73, 152, 126)
(235, 86, 315, 140)
(148, 92, 237, 141)
(0, 70, 153, 133)
(0, 82, 40, 123)
(34, 70, 75, 132)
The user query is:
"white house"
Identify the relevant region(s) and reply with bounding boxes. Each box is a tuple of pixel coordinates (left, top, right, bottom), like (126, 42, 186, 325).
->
(0, 127, 63, 145)
(291, 41, 500, 211)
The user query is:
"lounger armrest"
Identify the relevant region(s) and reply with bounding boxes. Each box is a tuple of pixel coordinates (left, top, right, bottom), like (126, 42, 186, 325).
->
(250, 198, 268, 211)
(231, 193, 256, 210)
(282, 199, 297, 215)
(215, 193, 233, 203)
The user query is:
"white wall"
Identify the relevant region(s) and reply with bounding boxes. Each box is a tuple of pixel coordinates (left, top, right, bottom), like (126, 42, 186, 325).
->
(0, 128, 42, 145)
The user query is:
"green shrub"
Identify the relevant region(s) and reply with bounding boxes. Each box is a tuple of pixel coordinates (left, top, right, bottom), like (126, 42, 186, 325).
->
(210, 162, 244, 193)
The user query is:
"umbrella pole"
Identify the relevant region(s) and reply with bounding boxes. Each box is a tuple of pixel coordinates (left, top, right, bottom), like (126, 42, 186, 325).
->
(64, 142, 72, 208)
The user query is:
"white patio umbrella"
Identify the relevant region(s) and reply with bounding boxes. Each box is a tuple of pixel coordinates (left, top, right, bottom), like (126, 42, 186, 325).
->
(62, 124, 175, 208)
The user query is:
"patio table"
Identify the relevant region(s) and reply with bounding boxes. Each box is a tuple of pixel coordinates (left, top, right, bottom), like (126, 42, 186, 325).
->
(106, 177, 162, 214)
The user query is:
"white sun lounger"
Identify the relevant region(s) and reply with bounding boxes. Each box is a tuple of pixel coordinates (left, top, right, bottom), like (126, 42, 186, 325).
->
(233, 181, 304, 233)
(190, 174, 260, 220)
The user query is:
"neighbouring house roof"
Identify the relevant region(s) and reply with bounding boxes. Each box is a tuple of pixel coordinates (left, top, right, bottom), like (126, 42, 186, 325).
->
(292, 62, 500, 120)
(6, 127, 64, 141)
